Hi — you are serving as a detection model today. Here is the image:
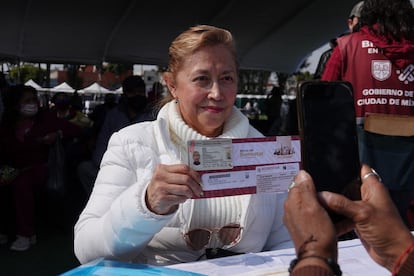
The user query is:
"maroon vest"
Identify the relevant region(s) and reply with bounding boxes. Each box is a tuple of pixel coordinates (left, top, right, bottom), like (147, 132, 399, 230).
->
(337, 33, 414, 121)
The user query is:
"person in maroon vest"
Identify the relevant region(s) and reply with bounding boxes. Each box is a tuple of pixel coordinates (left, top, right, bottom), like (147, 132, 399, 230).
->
(313, 1, 364, 80)
(322, 0, 414, 226)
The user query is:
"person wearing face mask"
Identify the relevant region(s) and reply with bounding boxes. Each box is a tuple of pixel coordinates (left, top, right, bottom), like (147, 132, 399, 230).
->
(0, 85, 82, 251)
(51, 92, 73, 118)
(51, 92, 93, 129)
(76, 75, 156, 197)
(50, 92, 93, 187)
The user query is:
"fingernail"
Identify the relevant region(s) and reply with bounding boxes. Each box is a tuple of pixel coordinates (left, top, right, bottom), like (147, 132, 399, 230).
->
(198, 179, 204, 196)
(295, 170, 310, 183)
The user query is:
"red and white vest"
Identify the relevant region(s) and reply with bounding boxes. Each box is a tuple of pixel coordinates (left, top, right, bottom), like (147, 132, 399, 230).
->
(336, 32, 414, 123)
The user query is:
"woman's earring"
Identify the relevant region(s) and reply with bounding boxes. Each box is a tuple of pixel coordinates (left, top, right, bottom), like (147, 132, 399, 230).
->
(174, 98, 179, 103)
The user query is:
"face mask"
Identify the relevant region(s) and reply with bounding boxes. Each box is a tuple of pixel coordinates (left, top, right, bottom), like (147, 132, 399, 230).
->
(55, 102, 70, 110)
(126, 95, 148, 112)
(20, 104, 38, 117)
(54, 98, 70, 110)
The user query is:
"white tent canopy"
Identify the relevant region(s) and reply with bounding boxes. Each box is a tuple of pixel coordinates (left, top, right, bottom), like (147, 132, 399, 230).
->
(50, 82, 75, 93)
(78, 82, 112, 94)
(25, 79, 42, 89)
(115, 86, 123, 94)
(0, 0, 363, 73)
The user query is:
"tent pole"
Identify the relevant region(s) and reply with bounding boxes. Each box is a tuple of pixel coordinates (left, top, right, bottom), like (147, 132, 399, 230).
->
(46, 63, 51, 88)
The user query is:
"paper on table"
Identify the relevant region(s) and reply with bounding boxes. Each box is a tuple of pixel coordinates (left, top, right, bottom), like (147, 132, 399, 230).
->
(60, 239, 391, 276)
(168, 239, 389, 276)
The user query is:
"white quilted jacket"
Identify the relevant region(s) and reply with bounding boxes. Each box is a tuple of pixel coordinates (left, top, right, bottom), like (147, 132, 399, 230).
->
(74, 101, 292, 265)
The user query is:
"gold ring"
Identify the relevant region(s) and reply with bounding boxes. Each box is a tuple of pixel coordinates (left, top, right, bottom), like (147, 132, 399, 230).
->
(288, 181, 297, 192)
(362, 168, 382, 182)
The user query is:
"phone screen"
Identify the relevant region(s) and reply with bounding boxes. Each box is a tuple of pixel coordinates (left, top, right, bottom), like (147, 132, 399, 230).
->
(297, 81, 361, 203)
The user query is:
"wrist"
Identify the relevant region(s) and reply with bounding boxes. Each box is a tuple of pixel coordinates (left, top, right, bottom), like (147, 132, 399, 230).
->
(392, 239, 414, 275)
(295, 235, 337, 263)
(386, 234, 414, 271)
(289, 255, 342, 276)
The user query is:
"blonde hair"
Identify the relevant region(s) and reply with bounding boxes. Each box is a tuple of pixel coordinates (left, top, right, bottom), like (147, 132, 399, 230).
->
(160, 25, 238, 106)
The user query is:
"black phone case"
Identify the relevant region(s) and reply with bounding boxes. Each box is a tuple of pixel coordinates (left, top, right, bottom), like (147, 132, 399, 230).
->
(296, 81, 362, 222)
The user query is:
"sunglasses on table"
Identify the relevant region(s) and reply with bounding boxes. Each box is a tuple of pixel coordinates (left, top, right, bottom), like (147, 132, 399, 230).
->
(184, 223, 243, 251)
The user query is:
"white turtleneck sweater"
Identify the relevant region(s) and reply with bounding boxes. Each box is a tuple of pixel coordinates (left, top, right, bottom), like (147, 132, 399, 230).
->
(74, 101, 292, 266)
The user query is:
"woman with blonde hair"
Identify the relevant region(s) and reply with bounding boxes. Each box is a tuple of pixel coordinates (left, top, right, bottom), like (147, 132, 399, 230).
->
(74, 25, 291, 265)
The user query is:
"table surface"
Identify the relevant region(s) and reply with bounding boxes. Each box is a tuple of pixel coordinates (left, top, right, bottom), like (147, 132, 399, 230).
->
(169, 238, 389, 276)
(61, 238, 390, 276)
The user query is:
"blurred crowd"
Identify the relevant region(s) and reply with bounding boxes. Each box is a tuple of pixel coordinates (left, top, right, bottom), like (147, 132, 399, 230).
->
(0, 74, 162, 251)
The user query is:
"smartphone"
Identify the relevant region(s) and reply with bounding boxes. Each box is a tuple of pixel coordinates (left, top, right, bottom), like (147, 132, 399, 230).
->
(297, 81, 361, 221)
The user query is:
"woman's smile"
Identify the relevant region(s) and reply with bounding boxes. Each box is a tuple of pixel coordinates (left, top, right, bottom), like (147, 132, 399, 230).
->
(202, 105, 224, 113)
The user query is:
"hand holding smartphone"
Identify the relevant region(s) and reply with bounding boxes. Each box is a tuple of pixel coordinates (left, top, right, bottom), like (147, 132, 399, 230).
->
(296, 81, 362, 222)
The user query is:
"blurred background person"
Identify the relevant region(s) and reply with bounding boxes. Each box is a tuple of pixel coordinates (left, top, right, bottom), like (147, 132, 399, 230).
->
(77, 75, 156, 196)
(313, 1, 364, 79)
(70, 90, 84, 113)
(264, 85, 283, 135)
(50, 92, 93, 129)
(88, 93, 117, 138)
(0, 85, 81, 251)
(147, 81, 164, 109)
(322, 0, 414, 226)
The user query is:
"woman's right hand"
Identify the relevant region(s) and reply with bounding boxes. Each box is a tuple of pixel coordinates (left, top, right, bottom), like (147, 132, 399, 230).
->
(320, 164, 414, 271)
(145, 164, 203, 215)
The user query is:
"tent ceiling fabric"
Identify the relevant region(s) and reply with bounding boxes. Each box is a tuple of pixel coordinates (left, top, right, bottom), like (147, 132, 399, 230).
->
(1, 0, 356, 73)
